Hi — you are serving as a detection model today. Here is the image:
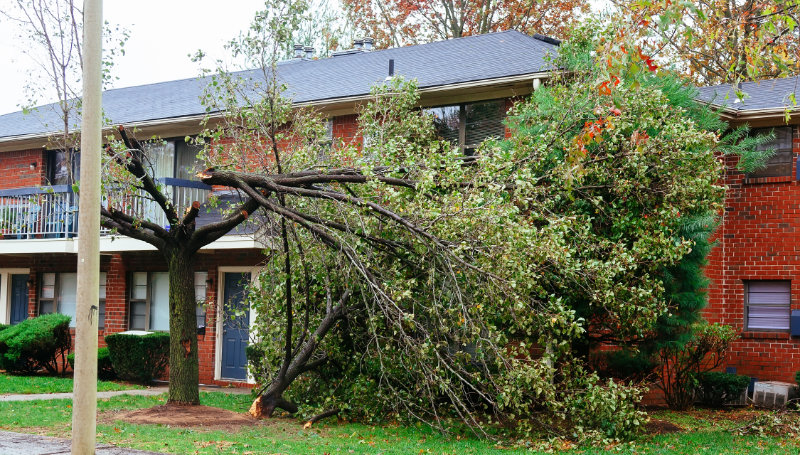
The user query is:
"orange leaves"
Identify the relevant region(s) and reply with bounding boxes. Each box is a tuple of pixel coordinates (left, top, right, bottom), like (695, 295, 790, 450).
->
(597, 75, 620, 96)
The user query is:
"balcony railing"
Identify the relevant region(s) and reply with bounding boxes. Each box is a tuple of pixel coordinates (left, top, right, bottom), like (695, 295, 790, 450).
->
(0, 179, 211, 240)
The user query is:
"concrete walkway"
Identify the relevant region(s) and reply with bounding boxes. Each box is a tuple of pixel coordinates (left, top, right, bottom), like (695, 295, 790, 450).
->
(0, 430, 167, 454)
(0, 386, 168, 402)
(0, 385, 252, 402)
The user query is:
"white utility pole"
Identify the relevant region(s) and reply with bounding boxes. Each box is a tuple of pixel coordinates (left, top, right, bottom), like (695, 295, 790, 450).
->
(72, 0, 102, 453)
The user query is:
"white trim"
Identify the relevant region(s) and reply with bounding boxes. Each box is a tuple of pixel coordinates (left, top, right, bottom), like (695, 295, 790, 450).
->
(0, 234, 267, 255)
(215, 266, 257, 383)
(0, 268, 30, 325)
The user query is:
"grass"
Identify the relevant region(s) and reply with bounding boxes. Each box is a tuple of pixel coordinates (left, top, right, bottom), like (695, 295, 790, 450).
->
(1, 391, 800, 454)
(0, 373, 142, 394)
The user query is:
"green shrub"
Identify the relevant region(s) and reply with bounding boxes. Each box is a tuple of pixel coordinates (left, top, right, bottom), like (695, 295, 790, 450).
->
(0, 314, 71, 375)
(696, 371, 750, 406)
(67, 347, 116, 380)
(0, 324, 9, 333)
(795, 370, 800, 389)
(104, 332, 169, 383)
(658, 323, 739, 410)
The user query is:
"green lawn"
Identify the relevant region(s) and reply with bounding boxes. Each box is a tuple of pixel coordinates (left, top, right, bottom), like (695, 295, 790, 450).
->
(1, 391, 799, 454)
(0, 373, 142, 394)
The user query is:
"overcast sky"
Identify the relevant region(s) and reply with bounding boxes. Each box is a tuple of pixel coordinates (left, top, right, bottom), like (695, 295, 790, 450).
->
(0, 0, 266, 115)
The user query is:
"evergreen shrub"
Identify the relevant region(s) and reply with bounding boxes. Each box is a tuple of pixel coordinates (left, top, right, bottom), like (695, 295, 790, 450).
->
(0, 314, 71, 374)
(695, 371, 750, 406)
(67, 347, 116, 380)
(105, 332, 169, 383)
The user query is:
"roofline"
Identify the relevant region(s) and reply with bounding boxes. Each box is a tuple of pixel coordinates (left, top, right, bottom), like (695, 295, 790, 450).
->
(0, 70, 552, 151)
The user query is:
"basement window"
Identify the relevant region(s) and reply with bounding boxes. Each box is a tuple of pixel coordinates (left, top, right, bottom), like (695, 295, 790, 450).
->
(747, 127, 794, 179)
(427, 99, 506, 155)
(745, 280, 791, 331)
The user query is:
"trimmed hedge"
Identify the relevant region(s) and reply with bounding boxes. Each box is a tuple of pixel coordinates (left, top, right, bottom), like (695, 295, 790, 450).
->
(67, 347, 116, 380)
(0, 314, 72, 375)
(0, 324, 8, 333)
(696, 371, 750, 406)
(105, 332, 170, 383)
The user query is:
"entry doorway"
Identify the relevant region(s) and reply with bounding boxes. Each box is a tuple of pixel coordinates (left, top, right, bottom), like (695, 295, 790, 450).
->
(217, 271, 252, 381)
(0, 269, 29, 325)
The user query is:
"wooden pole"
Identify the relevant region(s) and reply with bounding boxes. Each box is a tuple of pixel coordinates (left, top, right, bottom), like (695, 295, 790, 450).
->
(72, 0, 102, 453)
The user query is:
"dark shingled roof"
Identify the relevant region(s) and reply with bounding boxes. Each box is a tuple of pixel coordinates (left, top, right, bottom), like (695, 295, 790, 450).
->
(696, 76, 800, 112)
(0, 31, 557, 140)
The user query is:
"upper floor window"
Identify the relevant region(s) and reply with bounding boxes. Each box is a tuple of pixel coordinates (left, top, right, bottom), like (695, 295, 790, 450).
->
(143, 138, 204, 181)
(747, 127, 794, 179)
(46, 150, 80, 186)
(745, 280, 790, 331)
(427, 100, 506, 155)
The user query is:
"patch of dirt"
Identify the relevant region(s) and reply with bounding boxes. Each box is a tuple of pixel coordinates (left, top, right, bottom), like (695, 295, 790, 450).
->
(102, 404, 265, 432)
(644, 419, 683, 435)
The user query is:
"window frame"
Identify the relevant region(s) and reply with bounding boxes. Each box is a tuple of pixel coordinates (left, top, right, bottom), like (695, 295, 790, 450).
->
(744, 280, 791, 332)
(128, 271, 209, 332)
(746, 126, 794, 179)
(38, 272, 104, 328)
(426, 99, 507, 155)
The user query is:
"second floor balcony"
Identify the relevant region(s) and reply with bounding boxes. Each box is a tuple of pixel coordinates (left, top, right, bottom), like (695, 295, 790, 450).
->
(0, 179, 212, 241)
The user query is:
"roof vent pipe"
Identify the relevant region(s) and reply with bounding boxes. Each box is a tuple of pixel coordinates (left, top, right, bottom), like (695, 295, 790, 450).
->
(293, 44, 304, 59)
(363, 37, 373, 51)
(304, 46, 314, 59)
(354, 39, 364, 50)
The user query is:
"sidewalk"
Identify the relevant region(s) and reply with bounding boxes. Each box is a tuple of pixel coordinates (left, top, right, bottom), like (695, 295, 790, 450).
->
(0, 430, 167, 454)
(0, 385, 251, 402)
(0, 386, 168, 402)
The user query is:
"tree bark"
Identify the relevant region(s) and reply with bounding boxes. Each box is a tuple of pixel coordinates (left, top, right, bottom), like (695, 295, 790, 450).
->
(166, 247, 200, 405)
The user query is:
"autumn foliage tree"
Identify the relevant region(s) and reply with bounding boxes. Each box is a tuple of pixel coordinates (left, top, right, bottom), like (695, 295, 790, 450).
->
(342, 0, 589, 48)
(615, 0, 800, 85)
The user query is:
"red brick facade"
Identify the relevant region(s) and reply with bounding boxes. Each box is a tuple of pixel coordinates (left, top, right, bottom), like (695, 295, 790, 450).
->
(0, 149, 45, 189)
(705, 123, 800, 382)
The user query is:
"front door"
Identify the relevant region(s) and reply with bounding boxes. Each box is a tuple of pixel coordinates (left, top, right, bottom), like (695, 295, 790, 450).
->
(10, 274, 28, 325)
(220, 272, 250, 380)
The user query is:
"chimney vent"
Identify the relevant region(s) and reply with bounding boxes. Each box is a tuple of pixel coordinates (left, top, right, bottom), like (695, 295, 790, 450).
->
(354, 38, 364, 50)
(304, 46, 314, 59)
(293, 44, 304, 59)
(363, 37, 373, 51)
(385, 59, 395, 80)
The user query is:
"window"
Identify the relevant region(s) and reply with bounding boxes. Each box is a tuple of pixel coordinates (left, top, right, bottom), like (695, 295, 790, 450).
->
(745, 280, 791, 331)
(747, 127, 794, 178)
(143, 138, 203, 181)
(195, 271, 208, 329)
(39, 272, 105, 328)
(46, 150, 80, 185)
(129, 271, 208, 331)
(427, 100, 506, 155)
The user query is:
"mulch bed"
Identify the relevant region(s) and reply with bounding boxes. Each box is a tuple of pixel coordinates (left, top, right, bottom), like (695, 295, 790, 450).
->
(102, 404, 264, 432)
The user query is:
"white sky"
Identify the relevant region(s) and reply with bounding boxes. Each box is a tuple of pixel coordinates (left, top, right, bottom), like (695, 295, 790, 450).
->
(0, 0, 266, 115)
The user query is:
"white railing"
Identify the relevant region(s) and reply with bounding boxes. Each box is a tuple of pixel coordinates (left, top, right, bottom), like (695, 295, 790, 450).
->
(0, 185, 77, 239)
(0, 179, 210, 240)
(103, 178, 212, 231)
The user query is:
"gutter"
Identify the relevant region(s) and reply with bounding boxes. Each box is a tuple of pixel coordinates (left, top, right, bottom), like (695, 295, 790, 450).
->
(0, 71, 552, 151)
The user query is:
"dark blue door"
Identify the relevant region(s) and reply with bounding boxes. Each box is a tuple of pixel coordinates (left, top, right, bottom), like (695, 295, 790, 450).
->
(220, 272, 250, 380)
(10, 274, 28, 325)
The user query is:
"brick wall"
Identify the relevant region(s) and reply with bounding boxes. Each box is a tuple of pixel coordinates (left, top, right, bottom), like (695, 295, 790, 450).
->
(0, 149, 44, 189)
(704, 124, 800, 382)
